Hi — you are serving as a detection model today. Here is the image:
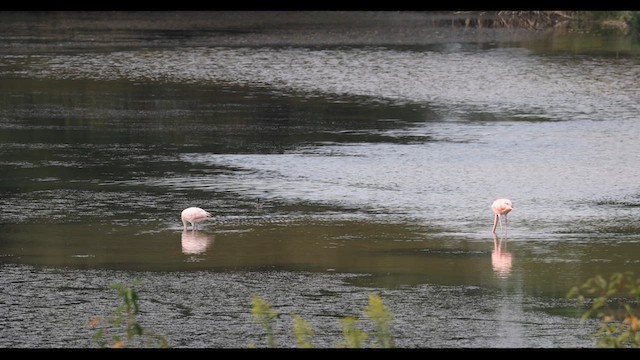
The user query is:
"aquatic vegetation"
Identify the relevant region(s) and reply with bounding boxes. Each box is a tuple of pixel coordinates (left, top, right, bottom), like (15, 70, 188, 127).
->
(88, 281, 169, 348)
(250, 293, 393, 348)
(567, 271, 640, 348)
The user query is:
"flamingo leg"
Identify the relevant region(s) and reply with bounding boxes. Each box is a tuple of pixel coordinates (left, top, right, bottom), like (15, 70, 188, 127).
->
(497, 214, 505, 235)
(492, 214, 499, 233)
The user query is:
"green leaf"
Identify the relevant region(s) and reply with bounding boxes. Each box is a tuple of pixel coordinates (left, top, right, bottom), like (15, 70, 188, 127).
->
(338, 316, 368, 348)
(292, 313, 314, 348)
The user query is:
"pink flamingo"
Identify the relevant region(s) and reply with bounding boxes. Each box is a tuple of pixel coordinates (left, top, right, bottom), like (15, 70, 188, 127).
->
(491, 198, 513, 234)
(181, 207, 212, 231)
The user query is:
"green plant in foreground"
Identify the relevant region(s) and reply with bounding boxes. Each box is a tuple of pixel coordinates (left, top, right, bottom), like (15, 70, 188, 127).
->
(251, 294, 279, 348)
(567, 271, 640, 348)
(365, 294, 394, 348)
(292, 313, 314, 348)
(250, 293, 393, 348)
(88, 281, 169, 348)
(337, 316, 368, 348)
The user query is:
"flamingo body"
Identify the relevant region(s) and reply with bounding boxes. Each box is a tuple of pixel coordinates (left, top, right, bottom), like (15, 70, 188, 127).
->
(181, 207, 212, 231)
(491, 198, 513, 234)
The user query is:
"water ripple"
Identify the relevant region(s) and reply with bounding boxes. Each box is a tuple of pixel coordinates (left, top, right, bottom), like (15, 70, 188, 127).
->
(20, 47, 640, 122)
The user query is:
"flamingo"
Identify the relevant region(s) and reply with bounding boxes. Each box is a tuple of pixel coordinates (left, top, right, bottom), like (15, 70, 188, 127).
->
(181, 207, 212, 231)
(491, 198, 513, 234)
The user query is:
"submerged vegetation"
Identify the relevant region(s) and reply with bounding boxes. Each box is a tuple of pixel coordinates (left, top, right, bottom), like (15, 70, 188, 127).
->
(568, 272, 640, 348)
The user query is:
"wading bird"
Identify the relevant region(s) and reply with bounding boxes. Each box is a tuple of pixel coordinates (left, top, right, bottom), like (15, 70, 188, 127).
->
(255, 198, 264, 211)
(491, 198, 513, 234)
(181, 207, 212, 231)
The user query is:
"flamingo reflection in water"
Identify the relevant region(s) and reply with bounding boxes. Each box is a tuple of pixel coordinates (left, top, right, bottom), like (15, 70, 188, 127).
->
(181, 230, 214, 255)
(491, 233, 512, 278)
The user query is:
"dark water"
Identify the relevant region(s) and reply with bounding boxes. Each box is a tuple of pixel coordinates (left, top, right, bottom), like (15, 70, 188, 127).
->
(1, 11, 639, 348)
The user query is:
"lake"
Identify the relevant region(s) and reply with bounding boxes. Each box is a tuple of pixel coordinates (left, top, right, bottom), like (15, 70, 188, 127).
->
(1, 11, 639, 348)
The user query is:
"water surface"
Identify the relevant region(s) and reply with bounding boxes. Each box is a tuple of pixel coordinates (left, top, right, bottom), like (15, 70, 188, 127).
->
(1, 11, 639, 348)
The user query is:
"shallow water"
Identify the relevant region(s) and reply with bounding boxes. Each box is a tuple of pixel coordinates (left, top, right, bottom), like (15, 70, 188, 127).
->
(0, 11, 639, 348)
(0, 262, 595, 348)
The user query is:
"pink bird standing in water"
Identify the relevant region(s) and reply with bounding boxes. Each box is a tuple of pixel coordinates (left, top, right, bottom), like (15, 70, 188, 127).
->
(491, 198, 513, 234)
(181, 207, 212, 231)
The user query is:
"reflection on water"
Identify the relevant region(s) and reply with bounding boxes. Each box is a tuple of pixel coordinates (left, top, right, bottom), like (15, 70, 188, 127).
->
(0, 11, 638, 348)
(492, 233, 513, 278)
(181, 230, 213, 256)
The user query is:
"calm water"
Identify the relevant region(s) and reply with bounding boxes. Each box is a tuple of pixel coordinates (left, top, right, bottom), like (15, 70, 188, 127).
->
(1, 11, 640, 348)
